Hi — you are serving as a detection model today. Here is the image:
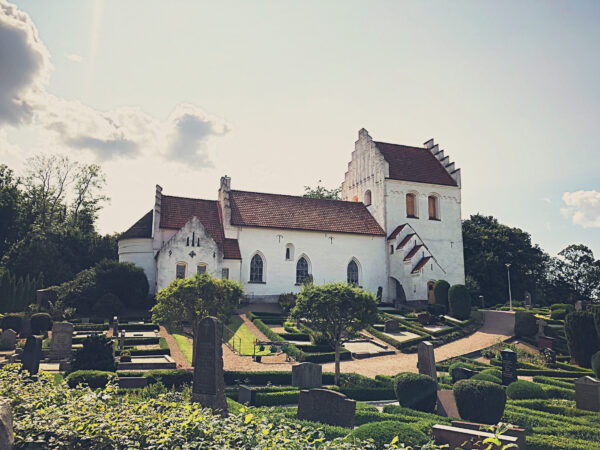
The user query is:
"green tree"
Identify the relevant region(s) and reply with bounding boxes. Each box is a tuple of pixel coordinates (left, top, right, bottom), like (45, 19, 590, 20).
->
(0, 165, 21, 257)
(290, 283, 378, 385)
(546, 245, 600, 303)
(303, 180, 341, 200)
(433, 280, 450, 309)
(151, 273, 243, 364)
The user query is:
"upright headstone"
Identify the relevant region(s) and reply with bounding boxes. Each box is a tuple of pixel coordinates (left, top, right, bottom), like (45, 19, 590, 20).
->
(292, 362, 322, 388)
(297, 389, 356, 428)
(238, 385, 257, 406)
(575, 301, 582, 312)
(21, 336, 42, 375)
(575, 376, 600, 412)
(384, 319, 400, 333)
(119, 330, 126, 351)
(501, 349, 518, 386)
(112, 316, 119, 337)
(536, 318, 547, 337)
(524, 292, 532, 309)
(20, 318, 32, 338)
(0, 330, 16, 350)
(417, 341, 437, 382)
(36, 288, 57, 308)
(49, 322, 73, 360)
(0, 398, 14, 450)
(436, 390, 460, 418)
(192, 316, 228, 416)
(452, 367, 478, 383)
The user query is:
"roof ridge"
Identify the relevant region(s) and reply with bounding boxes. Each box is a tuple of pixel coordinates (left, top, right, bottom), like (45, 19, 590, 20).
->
(161, 194, 216, 203)
(231, 190, 364, 206)
(373, 141, 425, 151)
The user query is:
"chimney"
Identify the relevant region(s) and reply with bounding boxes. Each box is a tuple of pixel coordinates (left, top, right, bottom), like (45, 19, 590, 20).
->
(218, 176, 232, 227)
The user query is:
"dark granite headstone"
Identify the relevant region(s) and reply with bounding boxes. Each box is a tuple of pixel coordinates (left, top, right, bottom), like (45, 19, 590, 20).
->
(292, 362, 322, 388)
(21, 336, 42, 375)
(112, 316, 119, 337)
(384, 319, 400, 333)
(49, 322, 73, 360)
(417, 341, 437, 381)
(0, 330, 16, 350)
(575, 376, 600, 412)
(238, 385, 257, 405)
(501, 349, 518, 385)
(20, 319, 31, 338)
(192, 316, 228, 416)
(297, 389, 356, 428)
(436, 390, 460, 418)
(453, 367, 478, 383)
(119, 330, 126, 351)
(538, 335, 554, 351)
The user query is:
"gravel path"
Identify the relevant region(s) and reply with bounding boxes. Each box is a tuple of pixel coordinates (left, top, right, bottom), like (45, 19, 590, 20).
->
(159, 325, 192, 369)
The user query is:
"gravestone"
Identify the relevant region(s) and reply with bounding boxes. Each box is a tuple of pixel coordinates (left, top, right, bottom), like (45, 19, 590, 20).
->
(501, 348, 518, 386)
(452, 367, 478, 383)
(112, 316, 119, 337)
(436, 390, 460, 418)
(575, 300, 582, 312)
(49, 322, 73, 360)
(238, 385, 257, 406)
(21, 336, 42, 375)
(192, 316, 228, 416)
(417, 312, 431, 326)
(417, 341, 437, 381)
(524, 292, 532, 309)
(384, 319, 400, 333)
(36, 288, 57, 308)
(20, 318, 31, 338)
(0, 330, 16, 350)
(432, 424, 518, 450)
(0, 398, 14, 450)
(292, 362, 322, 388)
(119, 330, 126, 351)
(575, 376, 600, 412)
(538, 335, 554, 351)
(536, 318, 547, 337)
(297, 389, 356, 428)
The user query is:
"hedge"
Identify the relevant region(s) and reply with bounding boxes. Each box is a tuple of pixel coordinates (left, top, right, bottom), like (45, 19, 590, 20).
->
(119, 323, 159, 332)
(350, 421, 428, 449)
(433, 280, 450, 309)
(506, 380, 547, 400)
(394, 373, 437, 412)
(542, 385, 576, 400)
(143, 369, 193, 388)
(30, 313, 53, 335)
(73, 324, 109, 332)
(330, 387, 397, 401)
(514, 312, 537, 337)
(1, 314, 22, 334)
(531, 376, 576, 390)
(565, 311, 600, 368)
(278, 332, 310, 341)
(254, 390, 300, 406)
(454, 380, 506, 424)
(65, 370, 116, 389)
(527, 434, 600, 450)
(448, 284, 471, 320)
(114, 348, 170, 356)
(471, 373, 501, 384)
(223, 370, 336, 386)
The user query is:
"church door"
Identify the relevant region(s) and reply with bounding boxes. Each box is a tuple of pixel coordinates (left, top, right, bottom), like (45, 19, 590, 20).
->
(427, 281, 436, 304)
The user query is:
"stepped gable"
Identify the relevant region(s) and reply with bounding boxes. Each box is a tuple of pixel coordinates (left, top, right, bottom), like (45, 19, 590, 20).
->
(119, 210, 153, 240)
(159, 195, 241, 259)
(375, 141, 458, 187)
(412, 256, 432, 274)
(229, 190, 385, 236)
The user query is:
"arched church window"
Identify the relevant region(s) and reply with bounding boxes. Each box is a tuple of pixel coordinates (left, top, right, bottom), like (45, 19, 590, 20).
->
(285, 243, 294, 261)
(296, 257, 310, 284)
(406, 193, 417, 218)
(176, 262, 187, 279)
(347, 260, 359, 285)
(250, 254, 264, 283)
(364, 190, 372, 206)
(428, 195, 440, 220)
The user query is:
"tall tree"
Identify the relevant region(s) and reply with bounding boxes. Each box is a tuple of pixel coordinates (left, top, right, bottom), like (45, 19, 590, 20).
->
(546, 245, 600, 303)
(303, 180, 341, 200)
(0, 165, 21, 257)
(291, 283, 378, 385)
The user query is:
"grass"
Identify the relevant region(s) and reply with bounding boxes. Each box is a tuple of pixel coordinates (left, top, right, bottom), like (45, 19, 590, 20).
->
(172, 333, 193, 364)
(226, 316, 272, 356)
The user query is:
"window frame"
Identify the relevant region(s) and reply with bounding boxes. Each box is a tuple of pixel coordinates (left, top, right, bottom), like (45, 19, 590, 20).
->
(428, 194, 440, 220)
(175, 262, 187, 279)
(295, 256, 310, 284)
(347, 259, 360, 285)
(222, 268, 229, 280)
(364, 190, 372, 206)
(196, 263, 207, 275)
(406, 193, 418, 218)
(249, 253, 265, 283)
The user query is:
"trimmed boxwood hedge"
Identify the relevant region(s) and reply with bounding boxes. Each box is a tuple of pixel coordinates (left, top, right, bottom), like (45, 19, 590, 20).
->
(223, 370, 336, 386)
(119, 323, 159, 332)
(448, 284, 471, 320)
(351, 421, 428, 449)
(471, 373, 501, 384)
(66, 370, 116, 388)
(506, 380, 547, 400)
(565, 311, 600, 368)
(394, 373, 437, 412)
(143, 369, 193, 388)
(454, 379, 506, 424)
(114, 348, 170, 357)
(73, 324, 109, 332)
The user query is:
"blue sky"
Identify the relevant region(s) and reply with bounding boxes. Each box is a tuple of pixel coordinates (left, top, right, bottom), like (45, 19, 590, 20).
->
(1, 0, 599, 256)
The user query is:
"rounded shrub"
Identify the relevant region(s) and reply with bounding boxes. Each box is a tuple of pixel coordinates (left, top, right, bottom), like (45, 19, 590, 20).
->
(1, 314, 22, 334)
(350, 421, 427, 449)
(514, 312, 537, 337)
(71, 334, 116, 373)
(592, 351, 600, 379)
(66, 370, 116, 389)
(393, 373, 437, 412)
(565, 311, 600, 368)
(143, 369, 193, 388)
(479, 368, 502, 379)
(427, 303, 446, 317)
(94, 259, 149, 308)
(433, 280, 450, 309)
(550, 308, 567, 321)
(30, 313, 53, 335)
(448, 284, 471, 320)
(92, 293, 123, 319)
(471, 373, 501, 384)
(448, 362, 475, 384)
(453, 380, 506, 424)
(506, 380, 547, 400)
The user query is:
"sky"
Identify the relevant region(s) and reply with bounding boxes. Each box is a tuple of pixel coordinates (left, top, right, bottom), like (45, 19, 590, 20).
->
(1, 0, 599, 257)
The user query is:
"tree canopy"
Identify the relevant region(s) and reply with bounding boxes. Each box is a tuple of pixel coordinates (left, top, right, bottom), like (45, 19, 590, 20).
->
(303, 180, 341, 200)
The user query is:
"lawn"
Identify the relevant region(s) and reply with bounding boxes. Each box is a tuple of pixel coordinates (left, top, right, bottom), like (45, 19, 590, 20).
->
(172, 333, 193, 364)
(226, 315, 272, 356)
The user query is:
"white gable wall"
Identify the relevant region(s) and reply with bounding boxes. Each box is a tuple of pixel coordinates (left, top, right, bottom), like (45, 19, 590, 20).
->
(118, 238, 156, 293)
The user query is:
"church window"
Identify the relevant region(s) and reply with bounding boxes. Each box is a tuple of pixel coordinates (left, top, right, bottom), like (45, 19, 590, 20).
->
(364, 190, 372, 206)
(250, 254, 264, 283)
(197, 263, 207, 275)
(347, 260, 359, 285)
(176, 262, 186, 279)
(286, 248, 290, 260)
(390, 245, 394, 255)
(222, 268, 229, 280)
(406, 193, 417, 218)
(285, 243, 294, 261)
(296, 257, 310, 284)
(428, 195, 439, 220)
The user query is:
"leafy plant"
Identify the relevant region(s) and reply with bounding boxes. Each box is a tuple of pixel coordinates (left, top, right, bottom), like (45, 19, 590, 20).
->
(506, 380, 547, 400)
(433, 280, 450, 309)
(565, 311, 600, 368)
(393, 373, 437, 412)
(30, 312, 52, 335)
(448, 284, 471, 320)
(71, 333, 116, 372)
(453, 379, 506, 424)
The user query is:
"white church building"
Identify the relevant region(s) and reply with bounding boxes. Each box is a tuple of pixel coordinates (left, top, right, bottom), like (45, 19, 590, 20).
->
(118, 129, 465, 305)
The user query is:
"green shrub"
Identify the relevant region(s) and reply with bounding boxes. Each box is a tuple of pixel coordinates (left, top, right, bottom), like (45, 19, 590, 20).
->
(506, 380, 547, 399)
(471, 373, 501, 384)
(255, 390, 299, 406)
(448, 284, 471, 320)
(350, 421, 427, 449)
(143, 369, 193, 388)
(551, 308, 568, 320)
(1, 314, 22, 334)
(278, 293, 296, 313)
(453, 380, 506, 424)
(551, 303, 574, 312)
(71, 334, 116, 373)
(479, 368, 502, 379)
(92, 293, 124, 319)
(65, 370, 116, 389)
(310, 331, 330, 346)
(593, 351, 600, 379)
(94, 259, 149, 308)
(565, 312, 600, 368)
(30, 313, 52, 335)
(514, 312, 537, 337)
(448, 361, 475, 383)
(433, 280, 450, 309)
(427, 303, 446, 317)
(393, 373, 437, 412)
(332, 387, 396, 401)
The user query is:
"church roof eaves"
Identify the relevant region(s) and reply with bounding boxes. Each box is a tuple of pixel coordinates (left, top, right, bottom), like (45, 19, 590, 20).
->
(119, 210, 153, 241)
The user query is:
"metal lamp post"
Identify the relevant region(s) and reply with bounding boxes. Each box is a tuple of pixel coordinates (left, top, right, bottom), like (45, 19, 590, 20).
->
(505, 263, 513, 312)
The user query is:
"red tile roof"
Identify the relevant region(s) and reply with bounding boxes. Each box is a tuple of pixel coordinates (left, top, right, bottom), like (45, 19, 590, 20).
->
(159, 195, 241, 259)
(404, 244, 423, 261)
(412, 256, 431, 273)
(229, 190, 385, 236)
(396, 233, 415, 249)
(375, 141, 457, 187)
(119, 210, 153, 240)
(387, 224, 407, 240)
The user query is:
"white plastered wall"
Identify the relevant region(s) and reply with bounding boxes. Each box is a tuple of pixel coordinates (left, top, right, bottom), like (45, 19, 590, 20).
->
(118, 238, 156, 293)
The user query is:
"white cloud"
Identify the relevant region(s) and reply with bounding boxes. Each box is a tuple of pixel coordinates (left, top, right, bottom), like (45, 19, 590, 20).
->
(542, 197, 551, 204)
(561, 190, 600, 228)
(0, 0, 229, 166)
(65, 53, 82, 62)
